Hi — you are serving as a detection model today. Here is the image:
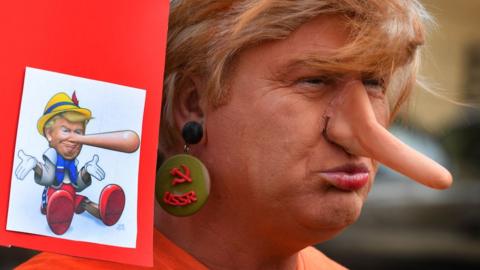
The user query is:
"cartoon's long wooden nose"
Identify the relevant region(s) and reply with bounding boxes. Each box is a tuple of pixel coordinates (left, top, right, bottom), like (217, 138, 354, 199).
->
(70, 130, 140, 153)
(324, 81, 452, 189)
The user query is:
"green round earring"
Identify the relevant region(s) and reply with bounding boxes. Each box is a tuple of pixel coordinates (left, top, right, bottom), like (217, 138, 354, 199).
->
(156, 121, 210, 216)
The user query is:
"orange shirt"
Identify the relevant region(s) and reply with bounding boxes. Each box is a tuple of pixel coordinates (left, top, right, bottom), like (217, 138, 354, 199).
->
(16, 230, 346, 270)
(296, 246, 347, 270)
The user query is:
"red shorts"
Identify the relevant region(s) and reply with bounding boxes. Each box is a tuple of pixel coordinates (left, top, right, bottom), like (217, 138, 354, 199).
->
(46, 184, 85, 210)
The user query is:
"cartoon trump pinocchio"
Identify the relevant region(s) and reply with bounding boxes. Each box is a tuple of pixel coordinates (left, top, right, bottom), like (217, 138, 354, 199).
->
(15, 92, 140, 235)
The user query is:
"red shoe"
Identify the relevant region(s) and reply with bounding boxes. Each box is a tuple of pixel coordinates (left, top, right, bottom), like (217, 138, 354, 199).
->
(98, 184, 125, 226)
(46, 190, 74, 235)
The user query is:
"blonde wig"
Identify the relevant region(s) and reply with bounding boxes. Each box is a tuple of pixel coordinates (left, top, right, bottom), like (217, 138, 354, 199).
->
(161, 0, 431, 150)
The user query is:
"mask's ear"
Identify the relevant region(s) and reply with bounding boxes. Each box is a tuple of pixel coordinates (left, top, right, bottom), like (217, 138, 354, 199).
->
(172, 74, 205, 132)
(324, 80, 452, 189)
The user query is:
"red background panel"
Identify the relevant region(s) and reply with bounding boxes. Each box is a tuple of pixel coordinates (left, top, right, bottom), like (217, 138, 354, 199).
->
(0, 0, 168, 266)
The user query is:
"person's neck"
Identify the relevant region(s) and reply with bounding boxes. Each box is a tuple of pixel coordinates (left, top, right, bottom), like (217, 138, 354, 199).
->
(154, 202, 301, 270)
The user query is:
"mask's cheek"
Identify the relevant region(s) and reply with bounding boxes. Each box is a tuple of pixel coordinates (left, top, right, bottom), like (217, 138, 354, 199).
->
(369, 95, 390, 128)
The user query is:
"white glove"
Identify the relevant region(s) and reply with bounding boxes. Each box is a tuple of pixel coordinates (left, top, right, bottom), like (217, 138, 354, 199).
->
(85, 154, 105, 180)
(15, 150, 38, 180)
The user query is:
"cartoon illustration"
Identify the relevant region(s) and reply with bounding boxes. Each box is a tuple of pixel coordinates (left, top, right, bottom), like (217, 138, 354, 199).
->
(15, 92, 140, 235)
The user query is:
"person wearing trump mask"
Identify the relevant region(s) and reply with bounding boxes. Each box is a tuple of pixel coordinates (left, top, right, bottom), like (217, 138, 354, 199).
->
(18, 0, 452, 269)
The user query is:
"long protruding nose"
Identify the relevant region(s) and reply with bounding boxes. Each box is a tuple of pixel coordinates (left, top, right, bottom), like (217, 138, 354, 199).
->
(324, 80, 452, 189)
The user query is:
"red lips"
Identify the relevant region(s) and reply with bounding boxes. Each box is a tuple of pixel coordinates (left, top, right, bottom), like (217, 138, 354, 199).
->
(318, 163, 370, 191)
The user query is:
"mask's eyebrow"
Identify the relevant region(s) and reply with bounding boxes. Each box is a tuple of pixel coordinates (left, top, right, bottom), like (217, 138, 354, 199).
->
(269, 56, 346, 84)
(269, 49, 394, 86)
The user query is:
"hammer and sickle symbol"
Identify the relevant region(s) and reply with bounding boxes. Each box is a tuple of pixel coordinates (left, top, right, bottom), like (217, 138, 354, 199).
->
(170, 164, 192, 186)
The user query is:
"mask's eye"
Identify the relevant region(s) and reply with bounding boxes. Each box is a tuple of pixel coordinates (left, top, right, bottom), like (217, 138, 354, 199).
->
(61, 126, 70, 133)
(363, 78, 384, 88)
(362, 77, 386, 95)
(301, 77, 326, 85)
(296, 76, 334, 90)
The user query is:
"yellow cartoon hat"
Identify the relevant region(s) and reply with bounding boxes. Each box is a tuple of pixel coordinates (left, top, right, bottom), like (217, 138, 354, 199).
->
(37, 92, 92, 136)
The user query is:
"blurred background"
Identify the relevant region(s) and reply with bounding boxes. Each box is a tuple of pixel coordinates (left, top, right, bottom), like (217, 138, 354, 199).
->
(2, 0, 480, 269)
(318, 0, 480, 269)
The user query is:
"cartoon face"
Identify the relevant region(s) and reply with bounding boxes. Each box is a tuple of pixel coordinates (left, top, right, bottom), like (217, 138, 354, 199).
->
(45, 117, 85, 160)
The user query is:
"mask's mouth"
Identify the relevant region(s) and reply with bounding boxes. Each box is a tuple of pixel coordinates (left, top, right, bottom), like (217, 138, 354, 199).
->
(318, 163, 371, 191)
(323, 81, 452, 190)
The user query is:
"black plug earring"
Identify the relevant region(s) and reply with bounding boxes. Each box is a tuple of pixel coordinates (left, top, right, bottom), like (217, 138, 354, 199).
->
(156, 121, 210, 216)
(182, 121, 203, 152)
